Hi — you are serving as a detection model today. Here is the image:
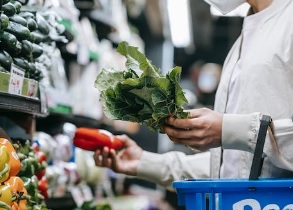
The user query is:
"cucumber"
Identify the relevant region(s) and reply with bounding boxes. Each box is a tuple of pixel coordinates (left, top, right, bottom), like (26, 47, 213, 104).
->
(36, 14, 50, 35)
(27, 18, 38, 31)
(9, 14, 28, 27)
(11, 1, 22, 14)
(31, 43, 43, 58)
(13, 57, 30, 72)
(28, 62, 37, 73)
(2, 0, 11, 5)
(0, 50, 13, 71)
(29, 31, 45, 44)
(19, 11, 35, 20)
(21, 40, 34, 57)
(7, 40, 22, 56)
(2, 2, 17, 17)
(0, 14, 10, 29)
(31, 69, 43, 81)
(4, 21, 30, 40)
(0, 31, 17, 49)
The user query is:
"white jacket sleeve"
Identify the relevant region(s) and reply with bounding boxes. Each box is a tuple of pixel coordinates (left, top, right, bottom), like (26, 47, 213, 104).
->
(222, 112, 293, 172)
(136, 150, 210, 191)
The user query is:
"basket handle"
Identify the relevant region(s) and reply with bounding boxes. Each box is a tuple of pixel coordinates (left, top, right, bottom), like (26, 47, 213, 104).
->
(249, 115, 272, 180)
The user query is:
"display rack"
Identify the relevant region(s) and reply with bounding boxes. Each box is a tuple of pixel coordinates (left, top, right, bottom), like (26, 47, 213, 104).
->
(0, 92, 45, 116)
(56, 113, 101, 128)
(36, 112, 101, 136)
(45, 194, 77, 210)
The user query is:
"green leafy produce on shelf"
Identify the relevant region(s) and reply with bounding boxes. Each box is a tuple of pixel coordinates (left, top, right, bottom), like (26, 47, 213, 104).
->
(95, 41, 188, 131)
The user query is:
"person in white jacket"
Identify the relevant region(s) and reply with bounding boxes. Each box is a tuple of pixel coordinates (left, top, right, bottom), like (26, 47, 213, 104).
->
(93, 0, 293, 191)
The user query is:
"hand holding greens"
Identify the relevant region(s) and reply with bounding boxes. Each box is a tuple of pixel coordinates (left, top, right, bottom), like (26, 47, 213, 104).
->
(94, 41, 189, 131)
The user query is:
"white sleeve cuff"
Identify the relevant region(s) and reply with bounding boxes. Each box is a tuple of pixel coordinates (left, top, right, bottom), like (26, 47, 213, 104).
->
(222, 113, 261, 152)
(137, 151, 169, 183)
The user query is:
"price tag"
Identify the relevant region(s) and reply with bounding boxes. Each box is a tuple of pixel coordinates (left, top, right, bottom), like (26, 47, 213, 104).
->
(38, 84, 48, 114)
(70, 186, 85, 207)
(8, 64, 25, 95)
(80, 184, 93, 201)
(27, 79, 38, 97)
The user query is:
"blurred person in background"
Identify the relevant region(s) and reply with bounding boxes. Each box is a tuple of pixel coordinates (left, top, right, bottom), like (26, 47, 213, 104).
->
(180, 61, 222, 109)
(191, 62, 222, 107)
(93, 0, 293, 191)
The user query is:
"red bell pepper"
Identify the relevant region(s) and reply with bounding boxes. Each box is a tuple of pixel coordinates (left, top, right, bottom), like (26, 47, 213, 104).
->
(38, 176, 48, 199)
(35, 151, 47, 180)
(73, 128, 124, 151)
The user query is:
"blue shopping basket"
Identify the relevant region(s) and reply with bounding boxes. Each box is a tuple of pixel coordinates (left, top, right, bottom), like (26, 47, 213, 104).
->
(173, 115, 293, 209)
(173, 178, 293, 210)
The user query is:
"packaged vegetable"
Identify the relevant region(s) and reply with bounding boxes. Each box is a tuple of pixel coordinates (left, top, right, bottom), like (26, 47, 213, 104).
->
(73, 128, 124, 151)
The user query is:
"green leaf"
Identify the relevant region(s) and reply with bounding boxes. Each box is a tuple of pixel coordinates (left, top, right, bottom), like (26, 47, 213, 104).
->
(168, 66, 189, 108)
(94, 68, 124, 91)
(117, 41, 160, 77)
(95, 41, 189, 131)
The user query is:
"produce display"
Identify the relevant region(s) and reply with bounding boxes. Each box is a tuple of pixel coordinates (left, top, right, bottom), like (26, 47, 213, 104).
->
(95, 41, 189, 131)
(0, 0, 66, 82)
(73, 128, 124, 151)
(0, 138, 48, 210)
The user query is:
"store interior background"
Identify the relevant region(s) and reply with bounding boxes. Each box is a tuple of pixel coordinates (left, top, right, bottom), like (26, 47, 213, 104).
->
(0, 0, 249, 209)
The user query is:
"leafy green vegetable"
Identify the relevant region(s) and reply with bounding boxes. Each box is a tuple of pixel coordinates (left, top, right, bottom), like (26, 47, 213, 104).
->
(95, 41, 189, 131)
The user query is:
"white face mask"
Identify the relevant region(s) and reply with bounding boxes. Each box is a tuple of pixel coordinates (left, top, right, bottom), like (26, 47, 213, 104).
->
(204, 0, 246, 14)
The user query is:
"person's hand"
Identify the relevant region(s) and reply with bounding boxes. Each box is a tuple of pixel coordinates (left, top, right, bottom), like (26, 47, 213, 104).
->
(162, 108, 223, 151)
(93, 134, 143, 176)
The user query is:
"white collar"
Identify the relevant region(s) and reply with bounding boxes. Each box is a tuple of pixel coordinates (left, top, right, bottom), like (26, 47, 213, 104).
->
(243, 0, 291, 29)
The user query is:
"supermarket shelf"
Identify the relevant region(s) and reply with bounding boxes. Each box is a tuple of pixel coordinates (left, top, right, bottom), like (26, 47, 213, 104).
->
(0, 92, 46, 116)
(36, 112, 102, 136)
(45, 194, 77, 210)
(45, 112, 101, 128)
